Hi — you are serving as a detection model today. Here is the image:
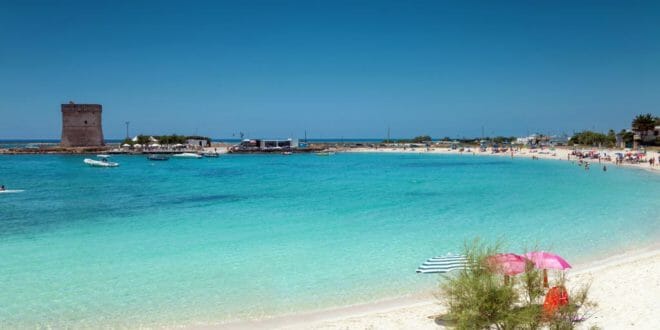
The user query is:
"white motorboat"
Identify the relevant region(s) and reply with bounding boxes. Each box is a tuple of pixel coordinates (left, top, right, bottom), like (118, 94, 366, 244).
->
(315, 151, 336, 156)
(172, 153, 202, 159)
(0, 189, 24, 194)
(202, 152, 220, 158)
(84, 157, 119, 167)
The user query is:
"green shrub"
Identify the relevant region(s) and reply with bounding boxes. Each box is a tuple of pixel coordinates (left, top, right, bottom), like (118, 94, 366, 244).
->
(438, 239, 596, 330)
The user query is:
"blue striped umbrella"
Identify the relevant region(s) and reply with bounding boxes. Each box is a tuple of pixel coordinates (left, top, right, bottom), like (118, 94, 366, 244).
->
(416, 254, 468, 274)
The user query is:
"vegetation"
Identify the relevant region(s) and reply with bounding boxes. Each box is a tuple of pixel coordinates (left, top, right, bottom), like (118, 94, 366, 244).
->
(631, 113, 657, 133)
(619, 129, 634, 146)
(439, 239, 596, 330)
(631, 113, 659, 146)
(487, 136, 518, 144)
(568, 131, 615, 147)
(383, 135, 432, 144)
(121, 134, 211, 146)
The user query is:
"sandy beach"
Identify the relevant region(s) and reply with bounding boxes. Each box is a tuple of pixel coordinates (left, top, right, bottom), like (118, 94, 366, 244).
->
(221, 247, 659, 330)
(345, 146, 660, 173)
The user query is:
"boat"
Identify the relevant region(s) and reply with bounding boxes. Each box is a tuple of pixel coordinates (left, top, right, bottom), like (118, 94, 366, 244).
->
(96, 154, 111, 158)
(315, 151, 336, 156)
(0, 189, 24, 194)
(172, 153, 202, 159)
(147, 154, 169, 161)
(202, 152, 220, 158)
(84, 157, 119, 167)
(282, 151, 293, 155)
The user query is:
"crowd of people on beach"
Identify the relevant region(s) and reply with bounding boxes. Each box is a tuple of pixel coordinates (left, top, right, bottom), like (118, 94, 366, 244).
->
(568, 149, 659, 171)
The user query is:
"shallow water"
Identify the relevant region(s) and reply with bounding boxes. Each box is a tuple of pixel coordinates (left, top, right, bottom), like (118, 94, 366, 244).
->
(0, 153, 658, 327)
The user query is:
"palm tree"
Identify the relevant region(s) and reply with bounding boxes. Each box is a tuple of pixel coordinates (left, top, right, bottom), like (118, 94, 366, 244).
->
(631, 113, 657, 144)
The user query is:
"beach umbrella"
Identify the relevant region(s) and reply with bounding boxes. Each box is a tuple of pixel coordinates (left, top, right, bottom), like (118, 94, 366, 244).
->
(121, 143, 130, 147)
(524, 251, 571, 288)
(486, 253, 527, 285)
(133, 144, 142, 148)
(524, 252, 571, 270)
(416, 254, 468, 274)
(486, 253, 527, 276)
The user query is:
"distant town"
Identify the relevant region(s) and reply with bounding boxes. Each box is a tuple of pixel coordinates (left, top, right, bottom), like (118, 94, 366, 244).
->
(0, 102, 658, 154)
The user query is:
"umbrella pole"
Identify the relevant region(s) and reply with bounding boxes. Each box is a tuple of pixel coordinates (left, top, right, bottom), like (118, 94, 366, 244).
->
(543, 269, 549, 288)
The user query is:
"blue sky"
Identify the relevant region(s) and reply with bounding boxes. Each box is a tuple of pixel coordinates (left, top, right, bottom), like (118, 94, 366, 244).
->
(1, 0, 658, 139)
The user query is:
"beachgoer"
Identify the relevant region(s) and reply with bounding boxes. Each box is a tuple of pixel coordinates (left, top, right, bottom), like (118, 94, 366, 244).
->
(0, 185, 5, 191)
(603, 165, 607, 172)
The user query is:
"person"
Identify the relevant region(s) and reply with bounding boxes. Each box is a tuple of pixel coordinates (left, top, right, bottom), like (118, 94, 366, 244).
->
(603, 165, 607, 172)
(0, 185, 5, 191)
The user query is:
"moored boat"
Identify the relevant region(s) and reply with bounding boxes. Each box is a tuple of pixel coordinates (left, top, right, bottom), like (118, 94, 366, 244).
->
(172, 153, 202, 159)
(84, 157, 119, 167)
(147, 154, 169, 161)
(315, 151, 336, 156)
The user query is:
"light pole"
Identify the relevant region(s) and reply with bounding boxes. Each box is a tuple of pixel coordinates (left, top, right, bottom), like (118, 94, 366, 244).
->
(125, 121, 130, 139)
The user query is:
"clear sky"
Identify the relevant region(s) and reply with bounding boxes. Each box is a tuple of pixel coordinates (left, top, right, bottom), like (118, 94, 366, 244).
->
(1, 0, 659, 139)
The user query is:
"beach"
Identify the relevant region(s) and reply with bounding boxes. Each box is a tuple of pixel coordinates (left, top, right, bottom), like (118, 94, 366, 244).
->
(248, 247, 660, 330)
(346, 146, 660, 173)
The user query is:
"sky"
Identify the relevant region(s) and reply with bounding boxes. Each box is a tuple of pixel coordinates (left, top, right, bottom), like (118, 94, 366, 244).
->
(1, 0, 659, 139)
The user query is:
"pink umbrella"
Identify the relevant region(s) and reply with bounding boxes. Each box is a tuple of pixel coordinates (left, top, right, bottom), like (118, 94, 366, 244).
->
(524, 251, 571, 288)
(486, 253, 527, 284)
(523, 252, 571, 270)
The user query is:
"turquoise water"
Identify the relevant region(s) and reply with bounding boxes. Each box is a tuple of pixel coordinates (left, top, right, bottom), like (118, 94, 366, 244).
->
(1, 153, 659, 327)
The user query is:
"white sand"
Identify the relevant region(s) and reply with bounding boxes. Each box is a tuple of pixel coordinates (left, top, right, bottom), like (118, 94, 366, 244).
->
(345, 146, 660, 173)
(214, 248, 660, 329)
(271, 248, 660, 330)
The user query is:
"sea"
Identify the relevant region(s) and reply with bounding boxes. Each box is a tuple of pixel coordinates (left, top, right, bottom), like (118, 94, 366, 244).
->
(0, 152, 658, 327)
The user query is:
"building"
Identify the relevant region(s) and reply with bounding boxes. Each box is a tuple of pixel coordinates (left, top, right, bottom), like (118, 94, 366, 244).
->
(60, 102, 104, 147)
(548, 134, 570, 146)
(233, 138, 299, 151)
(186, 138, 210, 149)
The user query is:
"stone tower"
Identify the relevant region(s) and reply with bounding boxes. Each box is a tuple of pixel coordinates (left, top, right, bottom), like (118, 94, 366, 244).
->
(60, 102, 105, 147)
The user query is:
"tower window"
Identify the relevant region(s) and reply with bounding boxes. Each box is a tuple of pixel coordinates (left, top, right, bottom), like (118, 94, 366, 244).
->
(84, 120, 88, 124)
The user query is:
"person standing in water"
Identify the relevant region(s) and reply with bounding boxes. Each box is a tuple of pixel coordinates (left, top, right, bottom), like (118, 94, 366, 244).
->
(0, 185, 5, 191)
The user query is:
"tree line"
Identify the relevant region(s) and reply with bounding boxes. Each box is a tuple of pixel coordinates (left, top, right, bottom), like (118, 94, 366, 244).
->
(121, 134, 211, 146)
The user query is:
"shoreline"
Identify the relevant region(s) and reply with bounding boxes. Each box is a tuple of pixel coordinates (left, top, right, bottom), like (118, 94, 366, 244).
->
(216, 244, 660, 329)
(344, 146, 660, 174)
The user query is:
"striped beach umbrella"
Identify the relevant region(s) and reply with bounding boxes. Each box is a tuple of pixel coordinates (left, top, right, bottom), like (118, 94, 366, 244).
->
(416, 254, 468, 274)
